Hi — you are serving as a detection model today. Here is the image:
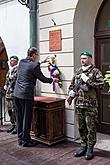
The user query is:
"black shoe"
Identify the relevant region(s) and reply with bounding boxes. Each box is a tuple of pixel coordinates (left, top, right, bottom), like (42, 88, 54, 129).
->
(18, 140, 22, 146)
(7, 126, 15, 133)
(11, 128, 17, 134)
(22, 140, 38, 147)
(85, 147, 94, 160)
(74, 146, 87, 157)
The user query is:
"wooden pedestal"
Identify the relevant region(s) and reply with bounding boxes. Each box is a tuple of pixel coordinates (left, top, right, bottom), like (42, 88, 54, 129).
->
(31, 96, 65, 145)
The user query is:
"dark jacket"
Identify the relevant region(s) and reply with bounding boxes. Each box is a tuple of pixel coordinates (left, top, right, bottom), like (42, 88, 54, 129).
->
(14, 58, 53, 99)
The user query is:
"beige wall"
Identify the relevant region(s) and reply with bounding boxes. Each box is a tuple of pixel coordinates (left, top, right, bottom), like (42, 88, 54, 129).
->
(0, 0, 105, 140)
(0, 0, 14, 4)
(38, 0, 104, 140)
(39, 0, 78, 140)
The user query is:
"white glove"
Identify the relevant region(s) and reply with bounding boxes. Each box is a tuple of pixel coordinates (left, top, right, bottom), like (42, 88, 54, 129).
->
(81, 73, 89, 83)
(4, 85, 7, 90)
(68, 90, 76, 98)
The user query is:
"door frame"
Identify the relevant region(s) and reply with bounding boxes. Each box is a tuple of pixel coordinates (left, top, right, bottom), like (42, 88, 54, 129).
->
(95, 37, 110, 134)
(94, 0, 110, 134)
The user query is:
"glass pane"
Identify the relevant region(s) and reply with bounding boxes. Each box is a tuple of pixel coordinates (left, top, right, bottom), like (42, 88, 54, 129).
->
(100, 42, 110, 93)
(101, 43, 110, 64)
(102, 96, 110, 123)
(97, 0, 110, 31)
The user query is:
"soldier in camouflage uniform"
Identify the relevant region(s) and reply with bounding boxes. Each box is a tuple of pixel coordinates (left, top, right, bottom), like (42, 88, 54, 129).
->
(4, 56, 19, 134)
(68, 51, 104, 160)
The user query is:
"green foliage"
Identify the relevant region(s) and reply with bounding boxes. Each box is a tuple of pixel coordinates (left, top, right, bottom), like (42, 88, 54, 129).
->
(104, 67, 110, 92)
(104, 71, 110, 84)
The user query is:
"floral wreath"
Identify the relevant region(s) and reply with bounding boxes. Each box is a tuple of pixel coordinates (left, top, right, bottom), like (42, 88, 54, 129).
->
(48, 55, 62, 91)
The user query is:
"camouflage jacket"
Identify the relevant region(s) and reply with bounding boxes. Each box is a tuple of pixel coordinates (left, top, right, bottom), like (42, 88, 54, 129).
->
(68, 64, 105, 108)
(5, 65, 18, 98)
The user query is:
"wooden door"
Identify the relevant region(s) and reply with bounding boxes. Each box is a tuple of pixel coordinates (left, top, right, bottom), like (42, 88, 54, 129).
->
(96, 38, 110, 134)
(95, 0, 110, 134)
(0, 37, 8, 91)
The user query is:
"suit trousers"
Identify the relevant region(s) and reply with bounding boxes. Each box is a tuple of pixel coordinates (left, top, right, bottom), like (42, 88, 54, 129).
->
(14, 97, 34, 143)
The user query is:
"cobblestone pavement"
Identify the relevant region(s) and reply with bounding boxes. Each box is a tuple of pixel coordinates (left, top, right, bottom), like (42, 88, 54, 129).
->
(0, 125, 110, 165)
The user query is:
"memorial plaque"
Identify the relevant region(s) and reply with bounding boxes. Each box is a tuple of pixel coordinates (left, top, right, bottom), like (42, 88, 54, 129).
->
(49, 29, 62, 51)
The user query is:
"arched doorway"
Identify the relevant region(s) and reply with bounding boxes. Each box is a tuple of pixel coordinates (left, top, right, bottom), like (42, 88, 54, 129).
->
(95, 0, 110, 134)
(74, 0, 103, 70)
(73, 0, 103, 137)
(0, 37, 8, 90)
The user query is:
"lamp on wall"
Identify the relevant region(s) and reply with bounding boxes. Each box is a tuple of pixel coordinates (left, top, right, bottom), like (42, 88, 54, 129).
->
(18, 0, 29, 8)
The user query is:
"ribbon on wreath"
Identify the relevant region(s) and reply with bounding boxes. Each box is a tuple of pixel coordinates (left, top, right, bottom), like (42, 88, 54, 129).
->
(48, 55, 62, 91)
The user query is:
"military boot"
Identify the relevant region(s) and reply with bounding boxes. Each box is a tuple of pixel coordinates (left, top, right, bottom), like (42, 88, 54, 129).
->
(85, 147, 94, 160)
(7, 125, 15, 133)
(11, 127, 17, 134)
(74, 146, 87, 157)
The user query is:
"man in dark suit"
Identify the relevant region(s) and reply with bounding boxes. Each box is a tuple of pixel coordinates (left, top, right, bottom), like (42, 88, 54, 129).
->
(14, 47, 57, 147)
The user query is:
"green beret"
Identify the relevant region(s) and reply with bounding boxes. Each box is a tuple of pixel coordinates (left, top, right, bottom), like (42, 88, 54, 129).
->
(81, 51, 92, 57)
(10, 56, 19, 61)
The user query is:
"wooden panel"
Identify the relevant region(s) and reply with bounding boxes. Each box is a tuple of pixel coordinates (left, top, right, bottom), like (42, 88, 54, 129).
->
(31, 96, 65, 145)
(0, 38, 8, 89)
(95, 38, 110, 135)
(102, 95, 110, 123)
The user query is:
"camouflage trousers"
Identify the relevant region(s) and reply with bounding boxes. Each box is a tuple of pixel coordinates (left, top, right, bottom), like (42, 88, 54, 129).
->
(6, 96, 16, 126)
(77, 107, 98, 148)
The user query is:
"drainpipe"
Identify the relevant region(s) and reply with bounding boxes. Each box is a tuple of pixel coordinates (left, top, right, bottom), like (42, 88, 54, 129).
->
(18, 0, 38, 48)
(18, 0, 40, 96)
(29, 0, 37, 47)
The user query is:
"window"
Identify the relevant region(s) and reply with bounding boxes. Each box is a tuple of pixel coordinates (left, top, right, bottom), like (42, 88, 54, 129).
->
(96, 0, 110, 32)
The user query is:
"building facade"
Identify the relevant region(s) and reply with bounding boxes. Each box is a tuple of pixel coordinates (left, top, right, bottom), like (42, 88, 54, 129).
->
(0, 0, 110, 140)
(0, 0, 29, 59)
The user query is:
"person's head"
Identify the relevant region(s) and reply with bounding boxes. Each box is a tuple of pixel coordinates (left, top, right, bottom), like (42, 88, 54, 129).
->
(10, 56, 19, 67)
(27, 47, 39, 62)
(80, 51, 93, 66)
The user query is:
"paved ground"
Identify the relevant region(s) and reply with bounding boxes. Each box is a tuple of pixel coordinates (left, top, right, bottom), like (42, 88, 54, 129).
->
(0, 125, 110, 165)
(95, 133, 110, 151)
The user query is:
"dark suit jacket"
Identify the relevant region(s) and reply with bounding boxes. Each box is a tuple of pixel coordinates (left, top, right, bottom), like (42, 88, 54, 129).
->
(14, 58, 53, 99)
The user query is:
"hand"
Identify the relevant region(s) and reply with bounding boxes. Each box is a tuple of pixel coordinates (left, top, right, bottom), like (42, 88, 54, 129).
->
(81, 73, 89, 83)
(52, 78, 59, 83)
(68, 90, 76, 97)
(67, 96, 73, 105)
(4, 85, 7, 91)
(42, 56, 50, 63)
